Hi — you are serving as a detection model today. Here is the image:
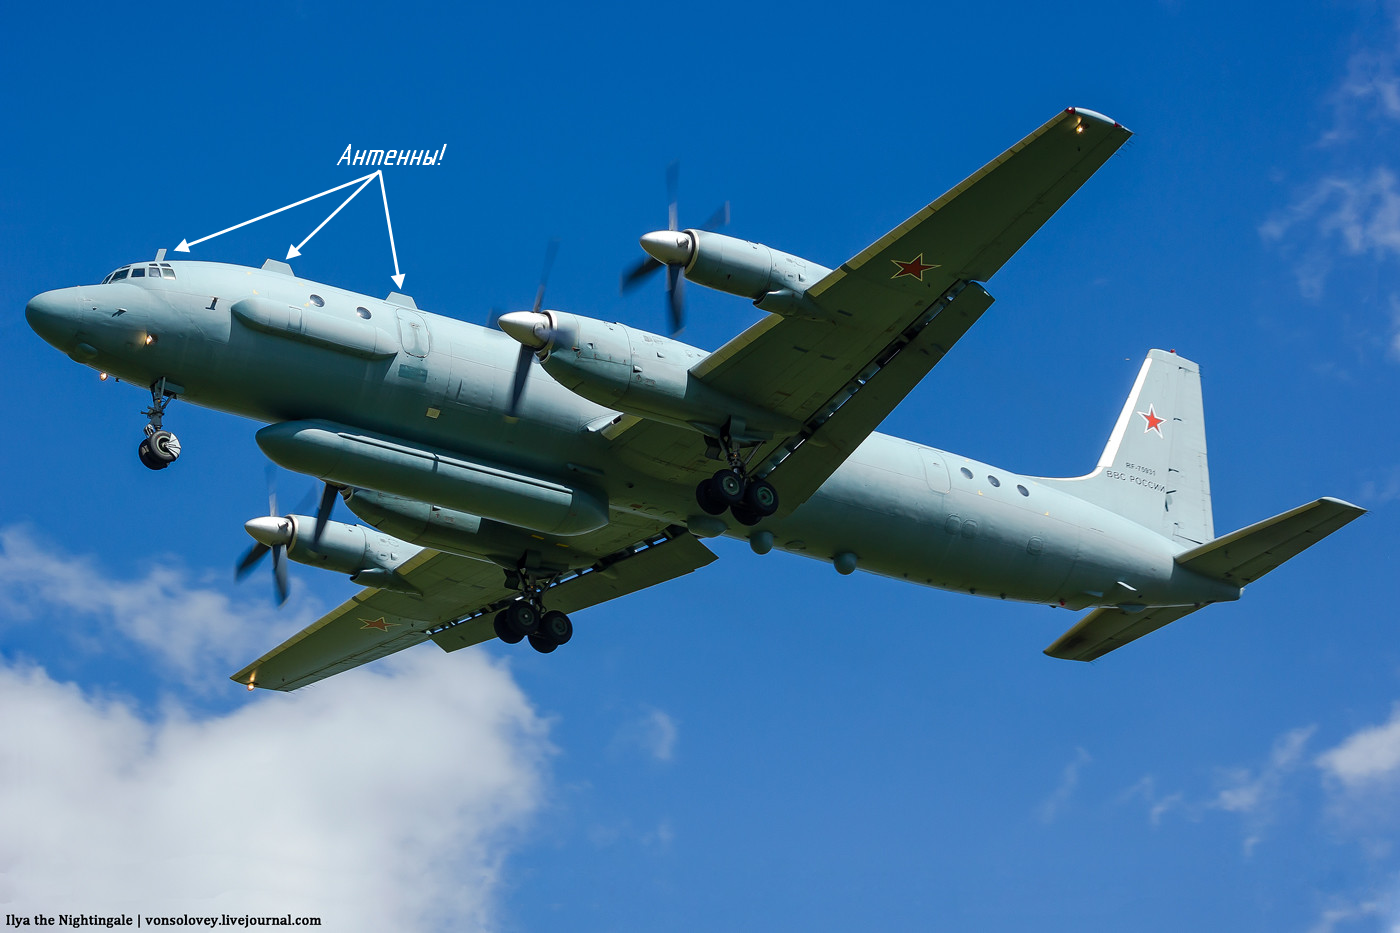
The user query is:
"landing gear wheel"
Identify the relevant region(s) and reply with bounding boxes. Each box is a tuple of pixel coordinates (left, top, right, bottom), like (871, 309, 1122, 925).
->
(730, 503, 762, 526)
(493, 611, 525, 644)
(712, 469, 745, 505)
(498, 602, 538, 640)
(137, 438, 169, 471)
(527, 632, 558, 653)
(743, 479, 778, 517)
(147, 429, 181, 464)
(695, 479, 727, 515)
(539, 610, 573, 646)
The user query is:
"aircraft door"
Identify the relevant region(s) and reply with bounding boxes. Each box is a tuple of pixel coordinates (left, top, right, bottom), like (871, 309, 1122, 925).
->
(921, 449, 951, 493)
(396, 309, 431, 358)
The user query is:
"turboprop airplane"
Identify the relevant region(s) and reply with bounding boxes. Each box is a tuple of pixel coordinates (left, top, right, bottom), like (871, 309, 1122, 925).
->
(24, 108, 1364, 691)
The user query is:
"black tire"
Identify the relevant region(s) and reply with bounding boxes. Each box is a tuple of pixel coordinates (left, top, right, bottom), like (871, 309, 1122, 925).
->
(147, 429, 181, 463)
(137, 438, 169, 471)
(494, 610, 524, 644)
(695, 479, 727, 515)
(506, 602, 539, 638)
(744, 479, 779, 517)
(528, 632, 558, 654)
(712, 469, 745, 505)
(730, 503, 762, 526)
(539, 610, 573, 646)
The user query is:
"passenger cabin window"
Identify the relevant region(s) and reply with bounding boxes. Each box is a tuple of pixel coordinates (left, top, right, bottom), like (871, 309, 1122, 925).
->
(960, 467, 973, 479)
(309, 294, 325, 308)
(1017, 485, 1029, 497)
(356, 307, 371, 319)
(987, 475, 1001, 488)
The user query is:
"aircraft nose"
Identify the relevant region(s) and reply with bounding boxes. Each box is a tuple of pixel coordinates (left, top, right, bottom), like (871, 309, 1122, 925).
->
(25, 288, 83, 351)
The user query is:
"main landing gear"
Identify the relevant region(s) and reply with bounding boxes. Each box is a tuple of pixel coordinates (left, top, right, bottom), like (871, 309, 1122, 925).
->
(492, 566, 574, 654)
(137, 380, 181, 471)
(694, 430, 779, 526)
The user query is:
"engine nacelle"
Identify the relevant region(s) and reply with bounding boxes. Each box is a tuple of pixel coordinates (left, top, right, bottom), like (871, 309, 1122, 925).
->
(642, 229, 833, 318)
(284, 516, 423, 593)
(534, 312, 799, 440)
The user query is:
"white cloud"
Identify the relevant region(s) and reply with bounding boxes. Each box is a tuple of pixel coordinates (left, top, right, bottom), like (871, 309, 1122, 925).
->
(0, 649, 551, 931)
(0, 525, 313, 688)
(1119, 776, 1185, 827)
(1260, 170, 1400, 298)
(1323, 26, 1400, 146)
(1123, 726, 1315, 854)
(1306, 895, 1390, 933)
(1038, 747, 1090, 824)
(1211, 725, 1315, 854)
(0, 526, 555, 929)
(1318, 703, 1400, 788)
(612, 707, 678, 763)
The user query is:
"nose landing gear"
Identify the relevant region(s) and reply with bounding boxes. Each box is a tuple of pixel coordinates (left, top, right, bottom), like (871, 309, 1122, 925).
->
(137, 380, 181, 471)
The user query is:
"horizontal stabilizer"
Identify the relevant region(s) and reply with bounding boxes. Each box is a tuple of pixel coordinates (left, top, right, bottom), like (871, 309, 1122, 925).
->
(1044, 604, 1205, 662)
(1175, 497, 1365, 586)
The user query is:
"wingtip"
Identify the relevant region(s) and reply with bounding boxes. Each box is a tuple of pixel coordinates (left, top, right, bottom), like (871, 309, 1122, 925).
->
(1066, 106, 1131, 134)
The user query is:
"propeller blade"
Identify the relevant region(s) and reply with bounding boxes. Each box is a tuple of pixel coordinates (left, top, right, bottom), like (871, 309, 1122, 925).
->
(699, 201, 731, 232)
(666, 161, 679, 232)
(235, 542, 270, 580)
(312, 483, 338, 548)
(620, 255, 663, 292)
(271, 544, 289, 606)
(507, 342, 533, 415)
(532, 238, 561, 314)
(666, 265, 685, 335)
(487, 306, 502, 328)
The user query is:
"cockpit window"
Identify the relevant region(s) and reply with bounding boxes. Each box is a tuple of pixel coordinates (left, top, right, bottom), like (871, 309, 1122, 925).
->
(101, 263, 176, 285)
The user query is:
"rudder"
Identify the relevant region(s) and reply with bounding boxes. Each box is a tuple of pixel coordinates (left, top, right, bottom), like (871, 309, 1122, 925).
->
(1040, 350, 1214, 546)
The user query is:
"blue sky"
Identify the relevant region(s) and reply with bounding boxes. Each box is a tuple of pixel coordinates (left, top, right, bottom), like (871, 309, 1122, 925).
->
(4, 1, 1400, 929)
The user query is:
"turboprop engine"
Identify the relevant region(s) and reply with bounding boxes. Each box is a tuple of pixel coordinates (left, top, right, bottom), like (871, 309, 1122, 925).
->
(639, 229, 833, 319)
(243, 514, 423, 593)
(496, 310, 799, 441)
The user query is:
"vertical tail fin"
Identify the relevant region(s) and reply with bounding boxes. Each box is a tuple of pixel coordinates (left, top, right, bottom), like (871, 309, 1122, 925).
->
(1039, 349, 1214, 546)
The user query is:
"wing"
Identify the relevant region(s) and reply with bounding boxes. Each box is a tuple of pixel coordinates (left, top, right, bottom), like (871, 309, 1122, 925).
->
(613, 108, 1131, 507)
(232, 526, 717, 691)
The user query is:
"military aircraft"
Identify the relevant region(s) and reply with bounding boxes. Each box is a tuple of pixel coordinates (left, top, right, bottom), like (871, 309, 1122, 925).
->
(24, 108, 1364, 691)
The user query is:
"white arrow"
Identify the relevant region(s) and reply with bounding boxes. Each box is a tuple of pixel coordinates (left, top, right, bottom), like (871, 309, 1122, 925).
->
(176, 172, 378, 254)
(286, 173, 377, 260)
(379, 173, 405, 289)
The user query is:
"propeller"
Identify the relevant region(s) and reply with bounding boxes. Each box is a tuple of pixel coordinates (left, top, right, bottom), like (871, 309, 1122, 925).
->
(235, 471, 298, 605)
(497, 239, 561, 416)
(619, 161, 729, 335)
(311, 481, 341, 549)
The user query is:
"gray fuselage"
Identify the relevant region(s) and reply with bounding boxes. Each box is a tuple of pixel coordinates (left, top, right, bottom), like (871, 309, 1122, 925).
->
(24, 260, 1239, 612)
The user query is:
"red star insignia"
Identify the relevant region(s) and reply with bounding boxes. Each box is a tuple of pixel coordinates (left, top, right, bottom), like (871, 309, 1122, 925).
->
(1138, 405, 1164, 436)
(891, 253, 938, 281)
(360, 617, 398, 632)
